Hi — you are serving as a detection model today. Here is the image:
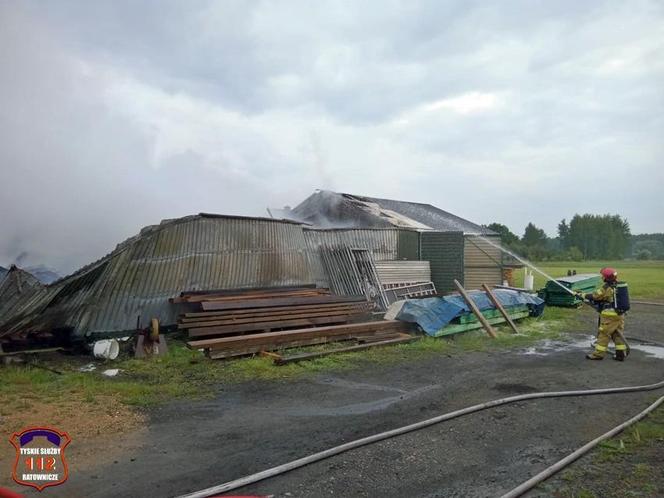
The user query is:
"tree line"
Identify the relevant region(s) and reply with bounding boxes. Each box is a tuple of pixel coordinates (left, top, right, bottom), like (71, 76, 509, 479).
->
(483, 213, 659, 261)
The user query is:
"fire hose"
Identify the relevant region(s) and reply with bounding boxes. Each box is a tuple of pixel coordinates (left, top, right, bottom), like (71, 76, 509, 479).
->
(176, 377, 664, 498)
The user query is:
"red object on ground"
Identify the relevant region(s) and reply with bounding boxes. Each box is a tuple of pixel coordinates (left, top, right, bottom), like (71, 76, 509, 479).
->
(0, 487, 25, 498)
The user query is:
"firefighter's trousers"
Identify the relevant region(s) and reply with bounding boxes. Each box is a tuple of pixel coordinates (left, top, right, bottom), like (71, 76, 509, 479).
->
(588, 311, 627, 359)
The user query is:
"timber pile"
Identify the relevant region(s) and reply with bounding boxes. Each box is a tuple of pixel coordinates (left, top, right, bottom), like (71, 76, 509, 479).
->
(175, 287, 414, 360)
(188, 321, 413, 360)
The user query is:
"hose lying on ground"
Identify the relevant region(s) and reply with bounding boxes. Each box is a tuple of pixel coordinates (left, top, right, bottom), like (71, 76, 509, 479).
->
(175, 379, 664, 498)
(626, 335, 664, 348)
(501, 395, 664, 498)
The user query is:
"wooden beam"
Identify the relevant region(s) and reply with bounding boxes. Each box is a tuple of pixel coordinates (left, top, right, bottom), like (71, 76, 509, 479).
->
(206, 336, 357, 359)
(187, 315, 353, 338)
(259, 351, 282, 360)
(274, 334, 416, 365)
(188, 320, 408, 350)
(180, 302, 373, 320)
(201, 295, 367, 311)
(453, 279, 497, 338)
(179, 309, 366, 330)
(481, 284, 519, 334)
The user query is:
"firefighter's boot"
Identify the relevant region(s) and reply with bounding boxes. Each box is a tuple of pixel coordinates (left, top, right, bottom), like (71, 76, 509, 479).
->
(614, 344, 628, 361)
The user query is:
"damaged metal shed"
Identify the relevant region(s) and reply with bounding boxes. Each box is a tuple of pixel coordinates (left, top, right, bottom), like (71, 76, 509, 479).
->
(282, 190, 507, 292)
(0, 214, 316, 344)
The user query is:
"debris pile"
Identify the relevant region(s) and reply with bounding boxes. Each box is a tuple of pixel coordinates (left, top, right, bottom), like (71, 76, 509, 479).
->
(173, 286, 413, 360)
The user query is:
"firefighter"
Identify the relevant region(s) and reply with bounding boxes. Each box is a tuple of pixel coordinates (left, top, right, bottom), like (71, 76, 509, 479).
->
(578, 267, 629, 361)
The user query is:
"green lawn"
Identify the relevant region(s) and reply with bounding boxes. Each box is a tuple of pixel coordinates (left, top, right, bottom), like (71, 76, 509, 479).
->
(514, 260, 664, 300)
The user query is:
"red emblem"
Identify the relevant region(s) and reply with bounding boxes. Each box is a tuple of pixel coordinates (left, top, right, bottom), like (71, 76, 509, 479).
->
(9, 427, 71, 491)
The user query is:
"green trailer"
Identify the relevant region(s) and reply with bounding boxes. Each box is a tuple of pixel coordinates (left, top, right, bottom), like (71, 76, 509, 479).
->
(538, 273, 602, 307)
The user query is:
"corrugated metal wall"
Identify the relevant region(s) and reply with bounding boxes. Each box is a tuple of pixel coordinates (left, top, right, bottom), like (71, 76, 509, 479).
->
(420, 232, 465, 293)
(303, 228, 402, 288)
(1, 215, 316, 340)
(375, 261, 431, 284)
(463, 235, 503, 289)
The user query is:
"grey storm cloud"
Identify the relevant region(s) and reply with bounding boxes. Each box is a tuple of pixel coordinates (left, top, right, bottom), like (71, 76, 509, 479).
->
(1, 0, 663, 274)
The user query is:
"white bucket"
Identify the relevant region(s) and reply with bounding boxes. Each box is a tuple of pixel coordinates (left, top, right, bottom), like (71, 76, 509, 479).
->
(92, 339, 120, 360)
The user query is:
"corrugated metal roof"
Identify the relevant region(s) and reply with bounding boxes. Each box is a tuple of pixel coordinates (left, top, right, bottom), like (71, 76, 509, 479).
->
(0, 267, 47, 332)
(291, 190, 496, 235)
(346, 194, 496, 235)
(0, 215, 316, 341)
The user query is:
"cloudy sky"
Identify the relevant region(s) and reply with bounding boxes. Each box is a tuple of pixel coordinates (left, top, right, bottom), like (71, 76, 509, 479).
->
(1, 0, 663, 273)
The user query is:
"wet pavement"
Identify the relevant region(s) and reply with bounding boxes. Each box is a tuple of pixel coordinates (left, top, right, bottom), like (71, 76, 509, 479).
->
(11, 303, 664, 498)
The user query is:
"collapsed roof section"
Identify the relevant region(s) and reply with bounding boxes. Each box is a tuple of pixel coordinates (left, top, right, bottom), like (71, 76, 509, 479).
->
(289, 190, 496, 235)
(0, 214, 315, 342)
(0, 266, 45, 332)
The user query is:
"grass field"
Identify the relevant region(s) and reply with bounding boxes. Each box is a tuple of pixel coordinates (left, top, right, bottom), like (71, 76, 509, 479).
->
(514, 260, 664, 300)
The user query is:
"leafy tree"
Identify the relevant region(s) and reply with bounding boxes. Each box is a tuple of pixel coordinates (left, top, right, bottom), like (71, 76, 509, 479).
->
(636, 249, 652, 260)
(485, 223, 519, 247)
(567, 246, 583, 261)
(632, 238, 664, 259)
(522, 222, 548, 248)
(558, 219, 570, 249)
(566, 214, 631, 259)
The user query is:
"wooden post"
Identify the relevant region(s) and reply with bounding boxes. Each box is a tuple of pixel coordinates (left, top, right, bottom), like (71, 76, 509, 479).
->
(453, 280, 497, 338)
(482, 284, 519, 334)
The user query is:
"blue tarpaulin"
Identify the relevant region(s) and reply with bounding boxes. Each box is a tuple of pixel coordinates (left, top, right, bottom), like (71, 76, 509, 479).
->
(396, 289, 545, 335)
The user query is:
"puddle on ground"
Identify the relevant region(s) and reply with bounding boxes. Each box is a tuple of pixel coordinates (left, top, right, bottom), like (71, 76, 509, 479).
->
(289, 380, 441, 417)
(630, 344, 664, 359)
(522, 335, 664, 360)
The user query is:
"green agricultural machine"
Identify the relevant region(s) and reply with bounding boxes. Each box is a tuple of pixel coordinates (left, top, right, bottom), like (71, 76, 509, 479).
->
(538, 273, 602, 307)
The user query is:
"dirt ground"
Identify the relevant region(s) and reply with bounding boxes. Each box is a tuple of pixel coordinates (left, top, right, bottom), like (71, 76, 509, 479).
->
(3, 303, 663, 498)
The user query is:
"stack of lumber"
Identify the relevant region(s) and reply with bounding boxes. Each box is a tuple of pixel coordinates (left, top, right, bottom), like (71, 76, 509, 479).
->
(176, 288, 375, 339)
(188, 321, 414, 360)
(174, 287, 414, 360)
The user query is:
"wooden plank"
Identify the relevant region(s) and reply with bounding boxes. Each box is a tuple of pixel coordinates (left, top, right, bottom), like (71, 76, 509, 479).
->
(0, 347, 64, 357)
(481, 284, 519, 334)
(356, 332, 402, 343)
(187, 315, 354, 338)
(188, 321, 407, 349)
(206, 336, 358, 359)
(179, 304, 372, 325)
(171, 286, 326, 304)
(453, 279, 497, 338)
(179, 309, 368, 330)
(181, 301, 374, 319)
(259, 351, 282, 360)
(274, 335, 417, 365)
(201, 295, 367, 311)
(184, 290, 325, 304)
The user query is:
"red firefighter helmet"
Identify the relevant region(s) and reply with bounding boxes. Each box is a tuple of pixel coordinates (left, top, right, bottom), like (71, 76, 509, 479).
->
(600, 267, 618, 282)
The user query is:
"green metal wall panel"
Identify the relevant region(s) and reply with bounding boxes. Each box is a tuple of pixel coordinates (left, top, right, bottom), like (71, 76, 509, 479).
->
(420, 231, 464, 293)
(397, 229, 420, 260)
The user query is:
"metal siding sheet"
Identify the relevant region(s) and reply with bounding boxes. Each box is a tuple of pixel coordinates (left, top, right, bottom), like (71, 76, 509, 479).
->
(463, 235, 503, 290)
(303, 228, 402, 289)
(463, 268, 503, 290)
(375, 261, 431, 284)
(420, 231, 465, 293)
